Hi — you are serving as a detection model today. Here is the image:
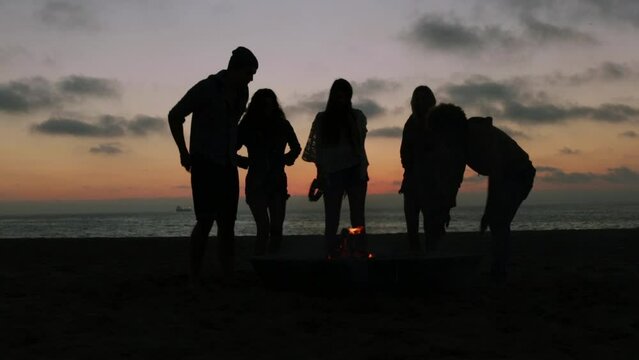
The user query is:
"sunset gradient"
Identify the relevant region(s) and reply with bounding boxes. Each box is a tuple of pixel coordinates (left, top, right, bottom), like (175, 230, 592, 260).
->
(1, 1, 638, 210)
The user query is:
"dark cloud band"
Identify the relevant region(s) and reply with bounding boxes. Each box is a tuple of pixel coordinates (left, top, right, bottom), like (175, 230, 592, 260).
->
(0, 75, 121, 114)
(368, 126, 403, 138)
(32, 114, 164, 138)
(90, 143, 123, 155)
(440, 76, 639, 124)
(405, 13, 597, 55)
(538, 166, 639, 184)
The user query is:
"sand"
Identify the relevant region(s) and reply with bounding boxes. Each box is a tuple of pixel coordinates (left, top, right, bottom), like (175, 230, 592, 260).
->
(2, 230, 639, 359)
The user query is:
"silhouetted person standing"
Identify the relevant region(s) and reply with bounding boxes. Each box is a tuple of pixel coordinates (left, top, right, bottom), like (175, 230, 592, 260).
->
(428, 104, 535, 283)
(237, 89, 301, 255)
(302, 79, 369, 256)
(168, 47, 258, 286)
(399, 86, 443, 253)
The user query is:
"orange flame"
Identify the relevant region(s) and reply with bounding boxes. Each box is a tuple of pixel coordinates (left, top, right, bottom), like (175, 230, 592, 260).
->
(348, 226, 365, 235)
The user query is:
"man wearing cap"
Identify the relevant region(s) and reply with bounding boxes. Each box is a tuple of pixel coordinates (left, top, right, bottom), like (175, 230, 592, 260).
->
(168, 47, 258, 286)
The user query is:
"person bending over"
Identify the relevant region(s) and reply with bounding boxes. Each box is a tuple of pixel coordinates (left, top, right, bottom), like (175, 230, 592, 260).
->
(428, 103, 535, 282)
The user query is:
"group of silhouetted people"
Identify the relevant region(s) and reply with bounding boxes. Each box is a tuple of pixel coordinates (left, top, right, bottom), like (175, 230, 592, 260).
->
(169, 47, 535, 286)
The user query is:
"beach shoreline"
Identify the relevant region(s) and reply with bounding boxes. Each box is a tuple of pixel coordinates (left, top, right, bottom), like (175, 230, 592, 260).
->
(2, 229, 639, 359)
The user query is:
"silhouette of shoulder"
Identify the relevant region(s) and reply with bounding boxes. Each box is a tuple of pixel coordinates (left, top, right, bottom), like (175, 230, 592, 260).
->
(466, 116, 530, 175)
(169, 73, 224, 119)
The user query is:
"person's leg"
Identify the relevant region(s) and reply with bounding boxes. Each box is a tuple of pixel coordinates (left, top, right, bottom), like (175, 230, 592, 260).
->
(248, 199, 269, 256)
(323, 173, 344, 256)
(404, 193, 422, 253)
(190, 218, 213, 284)
(489, 221, 510, 283)
(267, 192, 287, 253)
(189, 155, 216, 285)
(487, 175, 529, 283)
(345, 179, 367, 255)
(424, 209, 445, 252)
(346, 180, 367, 228)
(217, 164, 239, 276)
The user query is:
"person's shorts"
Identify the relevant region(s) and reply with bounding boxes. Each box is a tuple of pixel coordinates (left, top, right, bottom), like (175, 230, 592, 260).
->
(190, 155, 239, 222)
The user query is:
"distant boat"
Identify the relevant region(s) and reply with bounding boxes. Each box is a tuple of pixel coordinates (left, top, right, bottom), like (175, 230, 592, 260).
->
(176, 206, 192, 212)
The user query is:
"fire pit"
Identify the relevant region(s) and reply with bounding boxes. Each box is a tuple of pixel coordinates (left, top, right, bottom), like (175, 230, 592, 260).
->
(251, 228, 483, 291)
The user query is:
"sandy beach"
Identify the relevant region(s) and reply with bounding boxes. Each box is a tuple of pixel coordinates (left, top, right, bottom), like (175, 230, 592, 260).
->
(2, 230, 639, 359)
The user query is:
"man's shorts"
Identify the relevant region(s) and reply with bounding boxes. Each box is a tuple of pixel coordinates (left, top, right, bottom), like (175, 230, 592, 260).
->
(190, 155, 239, 223)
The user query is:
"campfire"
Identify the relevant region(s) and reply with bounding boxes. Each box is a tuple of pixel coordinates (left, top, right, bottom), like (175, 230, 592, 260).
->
(328, 226, 375, 260)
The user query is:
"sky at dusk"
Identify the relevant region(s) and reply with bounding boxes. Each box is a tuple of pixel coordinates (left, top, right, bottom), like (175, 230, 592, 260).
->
(1, 0, 638, 212)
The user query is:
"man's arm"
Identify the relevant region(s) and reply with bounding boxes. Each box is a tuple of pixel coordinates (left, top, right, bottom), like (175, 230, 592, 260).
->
(168, 84, 200, 172)
(168, 110, 190, 171)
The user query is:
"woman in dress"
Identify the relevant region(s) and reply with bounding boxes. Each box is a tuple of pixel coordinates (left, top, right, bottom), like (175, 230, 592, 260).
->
(237, 89, 301, 255)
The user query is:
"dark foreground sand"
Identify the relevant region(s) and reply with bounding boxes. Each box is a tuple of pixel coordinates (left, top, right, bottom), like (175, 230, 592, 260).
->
(2, 230, 639, 359)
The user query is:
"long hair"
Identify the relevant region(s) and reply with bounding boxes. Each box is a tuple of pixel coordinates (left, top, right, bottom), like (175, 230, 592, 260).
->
(321, 78, 354, 146)
(411, 85, 437, 131)
(240, 88, 286, 134)
(412, 86, 436, 110)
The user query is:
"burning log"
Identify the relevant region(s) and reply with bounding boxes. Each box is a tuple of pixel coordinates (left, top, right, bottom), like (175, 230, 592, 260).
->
(328, 226, 375, 260)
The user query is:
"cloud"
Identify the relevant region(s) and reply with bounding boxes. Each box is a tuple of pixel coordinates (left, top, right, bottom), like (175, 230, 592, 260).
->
(405, 13, 596, 56)
(351, 78, 401, 96)
(496, 0, 639, 28)
(0, 77, 58, 113)
(522, 16, 597, 45)
(536, 166, 561, 172)
(581, 0, 639, 27)
(538, 166, 639, 184)
(463, 174, 487, 183)
(36, 1, 99, 31)
(353, 99, 387, 119)
(31, 114, 164, 137)
(284, 91, 327, 117)
(405, 15, 518, 53)
(441, 75, 523, 105)
(547, 62, 639, 86)
(368, 126, 403, 138)
(502, 102, 639, 124)
(127, 115, 165, 136)
(559, 147, 580, 155)
(440, 76, 639, 124)
(89, 143, 123, 155)
(619, 130, 638, 138)
(499, 125, 531, 140)
(600, 167, 639, 183)
(0, 75, 121, 114)
(57, 75, 120, 97)
(32, 116, 125, 137)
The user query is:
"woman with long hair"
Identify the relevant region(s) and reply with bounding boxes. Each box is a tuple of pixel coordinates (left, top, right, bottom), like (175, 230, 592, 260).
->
(237, 88, 301, 255)
(302, 79, 369, 256)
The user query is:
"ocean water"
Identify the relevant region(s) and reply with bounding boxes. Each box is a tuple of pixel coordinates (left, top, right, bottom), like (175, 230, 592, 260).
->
(0, 203, 638, 238)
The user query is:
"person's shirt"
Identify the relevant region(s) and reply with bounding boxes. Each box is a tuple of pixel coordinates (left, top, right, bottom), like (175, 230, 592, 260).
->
(303, 109, 368, 177)
(466, 117, 531, 177)
(400, 114, 421, 173)
(169, 70, 248, 165)
(413, 126, 464, 209)
(237, 117, 301, 178)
